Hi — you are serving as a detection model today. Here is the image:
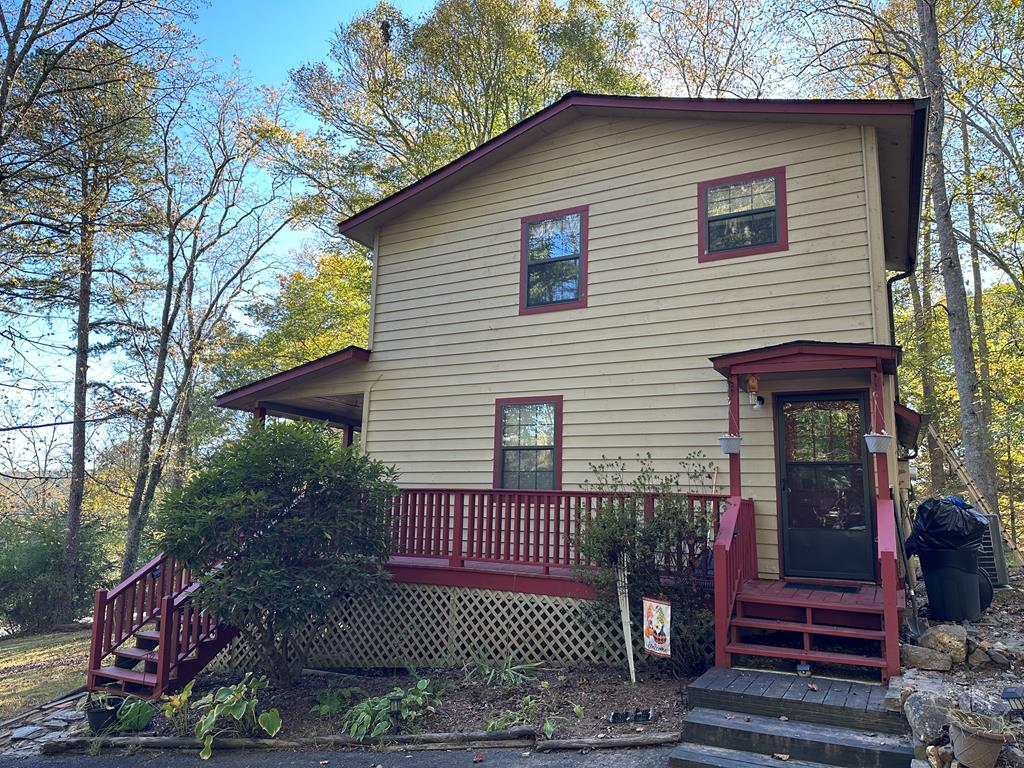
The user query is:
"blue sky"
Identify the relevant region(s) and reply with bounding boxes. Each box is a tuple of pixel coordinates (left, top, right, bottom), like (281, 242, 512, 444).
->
(194, 0, 435, 91)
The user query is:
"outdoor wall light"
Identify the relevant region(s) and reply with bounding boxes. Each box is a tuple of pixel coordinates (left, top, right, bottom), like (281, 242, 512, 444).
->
(1002, 687, 1024, 714)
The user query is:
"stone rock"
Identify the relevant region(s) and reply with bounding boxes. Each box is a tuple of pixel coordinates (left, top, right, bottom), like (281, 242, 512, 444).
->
(967, 648, 993, 670)
(986, 649, 1011, 667)
(919, 624, 968, 663)
(1003, 745, 1024, 768)
(885, 676, 905, 712)
(902, 644, 954, 672)
(11, 725, 44, 741)
(905, 691, 953, 746)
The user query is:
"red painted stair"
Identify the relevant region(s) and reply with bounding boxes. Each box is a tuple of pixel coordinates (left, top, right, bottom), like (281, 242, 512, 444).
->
(87, 554, 237, 699)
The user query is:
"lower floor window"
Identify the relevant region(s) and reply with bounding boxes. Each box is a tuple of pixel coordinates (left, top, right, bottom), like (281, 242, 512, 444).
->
(494, 396, 563, 489)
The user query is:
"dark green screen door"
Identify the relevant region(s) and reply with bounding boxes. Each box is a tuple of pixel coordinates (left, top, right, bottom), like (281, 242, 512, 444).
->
(777, 393, 875, 581)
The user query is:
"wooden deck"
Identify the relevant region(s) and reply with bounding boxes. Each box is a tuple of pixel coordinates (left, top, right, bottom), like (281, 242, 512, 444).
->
(687, 667, 907, 734)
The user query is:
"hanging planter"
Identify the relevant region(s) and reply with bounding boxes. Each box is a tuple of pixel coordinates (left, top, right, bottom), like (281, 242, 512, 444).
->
(863, 432, 892, 454)
(718, 435, 742, 455)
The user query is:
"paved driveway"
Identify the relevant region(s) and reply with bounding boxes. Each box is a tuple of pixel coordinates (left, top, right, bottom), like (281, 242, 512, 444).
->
(9, 745, 675, 767)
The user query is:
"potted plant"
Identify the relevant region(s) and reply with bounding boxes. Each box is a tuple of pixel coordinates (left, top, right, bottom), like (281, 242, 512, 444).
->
(863, 431, 892, 454)
(718, 434, 742, 455)
(947, 710, 1019, 768)
(79, 691, 125, 734)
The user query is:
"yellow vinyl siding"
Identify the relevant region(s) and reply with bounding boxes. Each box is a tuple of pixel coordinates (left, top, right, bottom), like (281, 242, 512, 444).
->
(287, 115, 895, 579)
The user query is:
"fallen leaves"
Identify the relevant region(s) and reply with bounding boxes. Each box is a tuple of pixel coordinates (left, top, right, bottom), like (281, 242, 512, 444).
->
(773, 754, 791, 761)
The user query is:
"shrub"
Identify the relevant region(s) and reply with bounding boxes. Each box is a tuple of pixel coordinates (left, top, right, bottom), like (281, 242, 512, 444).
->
(577, 453, 718, 675)
(0, 513, 109, 633)
(154, 421, 398, 685)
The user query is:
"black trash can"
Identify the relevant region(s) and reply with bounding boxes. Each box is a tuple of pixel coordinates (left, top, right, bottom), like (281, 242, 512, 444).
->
(919, 549, 982, 621)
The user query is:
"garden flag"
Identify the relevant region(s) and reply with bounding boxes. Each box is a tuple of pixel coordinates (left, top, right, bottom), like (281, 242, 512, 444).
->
(642, 597, 671, 657)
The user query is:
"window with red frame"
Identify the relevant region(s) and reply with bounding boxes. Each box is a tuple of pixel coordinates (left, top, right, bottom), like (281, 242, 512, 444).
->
(698, 167, 787, 261)
(520, 207, 588, 313)
(494, 397, 562, 490)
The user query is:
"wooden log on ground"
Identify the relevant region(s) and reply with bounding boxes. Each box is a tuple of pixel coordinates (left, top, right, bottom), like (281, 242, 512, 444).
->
(537, 731, 680, 751)
(308, 726, 538, 747)
(40, 736, 303, 754)
(379, 738, 535, 753)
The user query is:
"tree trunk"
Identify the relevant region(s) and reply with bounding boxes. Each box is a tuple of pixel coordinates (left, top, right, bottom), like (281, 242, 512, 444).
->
(58, 203, 94, 624)
(961, 118, 995, 488)
(915, 0, 998, 513)
(913, 222, 946, 492)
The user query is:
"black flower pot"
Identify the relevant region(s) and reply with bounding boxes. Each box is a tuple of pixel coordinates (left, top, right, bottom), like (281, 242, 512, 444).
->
(86, 698, 124, 734)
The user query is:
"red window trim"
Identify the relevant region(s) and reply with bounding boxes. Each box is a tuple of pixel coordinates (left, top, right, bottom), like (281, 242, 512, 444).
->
(697, 166, 788, 263)
(492, 395, 564, 490)
(519, 205, 589, 315)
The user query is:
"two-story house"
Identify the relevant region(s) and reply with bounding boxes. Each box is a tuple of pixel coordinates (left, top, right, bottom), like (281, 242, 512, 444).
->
(88, 93, 928, 697)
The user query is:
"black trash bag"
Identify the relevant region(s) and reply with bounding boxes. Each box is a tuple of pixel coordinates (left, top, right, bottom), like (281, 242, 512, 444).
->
(905, 496, 989, 556)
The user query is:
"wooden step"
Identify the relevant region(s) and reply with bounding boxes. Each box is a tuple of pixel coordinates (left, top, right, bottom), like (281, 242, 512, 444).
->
(687, 669, 908, 735)
(670, 743, 841, 768)
(736, 592, 885, 614)
(731, 617, 885, 641)
(91, 666, 157, 689)
(113, 647, 159, 663)
(680, 708, 914, 768)
(726, 643, 888, 669)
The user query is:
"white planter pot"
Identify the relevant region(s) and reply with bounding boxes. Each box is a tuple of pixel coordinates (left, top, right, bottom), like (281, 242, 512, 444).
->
(864, 433, 893, 454)
(718, 435, 742, 455)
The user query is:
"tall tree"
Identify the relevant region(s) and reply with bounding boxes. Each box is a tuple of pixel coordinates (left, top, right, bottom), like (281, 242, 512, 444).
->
(12, 42, 156, 621)
(116, 65, 294, 577)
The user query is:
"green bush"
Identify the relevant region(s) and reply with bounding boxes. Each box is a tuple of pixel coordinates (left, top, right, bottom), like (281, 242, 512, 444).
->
(193, 674, 282, 759)
(577, 453, 717, 675)
(0, 514, 109, 633)
(154, 421, 398, 685)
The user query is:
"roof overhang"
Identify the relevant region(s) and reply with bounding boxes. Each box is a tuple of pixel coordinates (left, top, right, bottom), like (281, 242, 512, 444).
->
(214, 346, 370, 425)
(710, 340, 901, 378)
(339, 92, 929, 273)
(894, 402, 924, 450)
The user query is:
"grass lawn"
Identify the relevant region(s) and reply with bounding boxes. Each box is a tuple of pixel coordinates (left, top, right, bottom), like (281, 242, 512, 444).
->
(0, 629, 91, 720)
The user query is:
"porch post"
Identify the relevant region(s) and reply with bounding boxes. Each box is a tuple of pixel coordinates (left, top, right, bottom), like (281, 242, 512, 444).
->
(252, 406, 267, 427)
(870, 367, 889, 497)
(343, 424, 354, 447)
(728, 374, 741, 496)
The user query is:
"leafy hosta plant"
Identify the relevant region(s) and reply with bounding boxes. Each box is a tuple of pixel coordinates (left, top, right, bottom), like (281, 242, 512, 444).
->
(193, 674, 282, 759)
(160, 680, 195, 736)
(341, 679, 436, 741)
(311, 685, 363, 716)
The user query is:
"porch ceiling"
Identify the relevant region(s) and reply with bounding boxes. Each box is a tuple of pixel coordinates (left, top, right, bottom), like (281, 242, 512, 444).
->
(214, 345, 369, 427)
(710, 340, 900, 378)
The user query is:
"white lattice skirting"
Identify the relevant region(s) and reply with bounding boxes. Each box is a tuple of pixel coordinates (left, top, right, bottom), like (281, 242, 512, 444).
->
(209, 583, 631, 673)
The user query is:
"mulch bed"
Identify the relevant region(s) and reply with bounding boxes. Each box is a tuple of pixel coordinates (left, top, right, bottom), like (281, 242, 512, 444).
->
(148, 664, 691, 744)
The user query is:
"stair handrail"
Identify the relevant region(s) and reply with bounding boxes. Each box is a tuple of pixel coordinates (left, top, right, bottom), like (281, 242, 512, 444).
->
(876, 496, 900, 679)
(713, 495, 757, 667)
(87, 553, 192, 675)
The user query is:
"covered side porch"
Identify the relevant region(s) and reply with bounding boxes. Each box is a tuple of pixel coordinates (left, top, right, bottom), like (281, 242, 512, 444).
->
(709, 341, 908, 680)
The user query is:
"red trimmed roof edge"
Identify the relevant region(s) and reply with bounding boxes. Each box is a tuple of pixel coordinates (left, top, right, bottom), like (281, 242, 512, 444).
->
(710, 340, 901, 376)
(215, 345, 370, 409)
(338, 92, 930, 246)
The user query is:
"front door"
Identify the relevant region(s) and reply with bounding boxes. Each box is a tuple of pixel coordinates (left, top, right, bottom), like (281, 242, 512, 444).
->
(776, 393, 875, 581)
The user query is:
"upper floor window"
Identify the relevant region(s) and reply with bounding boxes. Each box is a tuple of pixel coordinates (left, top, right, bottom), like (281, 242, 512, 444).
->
(493, 396, 563, 489)
(519, 206, 588, 314)
(697, 167, 788, 262)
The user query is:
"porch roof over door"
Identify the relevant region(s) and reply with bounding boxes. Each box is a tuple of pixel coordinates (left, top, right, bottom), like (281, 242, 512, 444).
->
(709, 340, 900, 377)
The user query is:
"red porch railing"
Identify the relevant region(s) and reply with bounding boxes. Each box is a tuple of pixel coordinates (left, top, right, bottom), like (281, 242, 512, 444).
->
(712, 496, 757, 667)
(87, 553, 192, 674)
(391, 488, 726, 574)
(876, 496, 901, 679)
